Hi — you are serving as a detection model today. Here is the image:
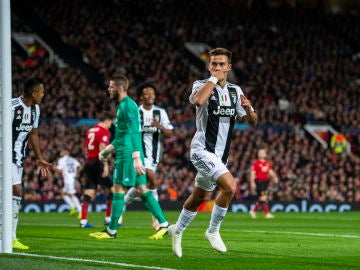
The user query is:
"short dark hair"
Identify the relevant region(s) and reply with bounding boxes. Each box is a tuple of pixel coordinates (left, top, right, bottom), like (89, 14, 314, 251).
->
(22, 78, 43, 97)
(110, 73, 129, 91)
(98, 111, 113, 122)
(136, 81, 157, 99)
(208, 48, 232, 63)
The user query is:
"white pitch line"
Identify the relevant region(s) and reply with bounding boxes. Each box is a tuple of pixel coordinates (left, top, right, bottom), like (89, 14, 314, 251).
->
(239, 230, 360, 239)
(13, 253, 177, 270)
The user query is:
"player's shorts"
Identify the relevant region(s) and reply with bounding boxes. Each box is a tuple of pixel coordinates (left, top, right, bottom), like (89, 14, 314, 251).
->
(83, 159, 112, 190)
(144, 157, 158, 172)
(112, 158, 147, 187)
(63, 181, 76, 195)
(190, 149, 229, 192)
(12, 163, 23, 185)
(256, 180, 269, 197)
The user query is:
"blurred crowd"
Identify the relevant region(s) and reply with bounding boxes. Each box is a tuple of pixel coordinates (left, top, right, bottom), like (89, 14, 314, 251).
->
(11, 0, 360, 203)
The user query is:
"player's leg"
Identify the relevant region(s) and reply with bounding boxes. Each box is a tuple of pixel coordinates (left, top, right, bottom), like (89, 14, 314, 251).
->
(205, 172, 236, 253)
(100, 176, 114, 225)
(90, 183, 126, 239)
(146, 167, 161, 229)
(12, 164, 29, 250)
(63, 182, 76, 215)
(137, 183, 169, 239)
(250, 181, 261, 218)
(169, 185, 208, 257)
(90, 160, 128, 239)
(261, 183, 274, 218)
(80, 189, 95, 228)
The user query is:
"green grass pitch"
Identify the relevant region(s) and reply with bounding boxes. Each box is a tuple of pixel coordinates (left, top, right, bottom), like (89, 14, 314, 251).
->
(1, 211, 359, 269)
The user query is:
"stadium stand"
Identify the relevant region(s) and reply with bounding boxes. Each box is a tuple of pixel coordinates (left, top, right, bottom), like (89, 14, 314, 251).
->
(11, 0, 360, 203)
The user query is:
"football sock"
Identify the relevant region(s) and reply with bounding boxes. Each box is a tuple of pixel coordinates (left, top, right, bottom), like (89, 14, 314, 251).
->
(71, 196, 81, 212)
(149, 189, 158, 201)
(81, 195, 91, 220)
(12, 196, 21, 240)
(63, 195, 74, 209)
(124, 187, 137, 206)
(175, 208, 197, 235)
(262, 203, 270, 214)
(109, 193, 124, 231)
(253, 202, 260, 212)
(106, 192, 112, 218)
(141, 191, 167, 225)
(208, 204, 227, 233)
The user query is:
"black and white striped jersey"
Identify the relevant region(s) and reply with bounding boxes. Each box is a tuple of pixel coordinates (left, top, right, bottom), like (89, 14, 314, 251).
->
(189, 79, 250, 164)
(12, 97, 40, 167)
(139, 104, 174, 164)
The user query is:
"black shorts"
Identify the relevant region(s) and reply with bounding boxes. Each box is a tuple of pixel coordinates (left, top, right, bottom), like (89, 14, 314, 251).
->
(256, 180, 269, 197)
(83, 159, 112, 190)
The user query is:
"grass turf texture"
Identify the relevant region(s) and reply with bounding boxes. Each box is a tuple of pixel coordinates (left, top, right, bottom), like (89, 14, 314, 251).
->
(1, 211, 359, 270)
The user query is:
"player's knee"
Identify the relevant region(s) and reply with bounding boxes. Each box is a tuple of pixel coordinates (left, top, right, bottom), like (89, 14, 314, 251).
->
(83, 194, 92, 203)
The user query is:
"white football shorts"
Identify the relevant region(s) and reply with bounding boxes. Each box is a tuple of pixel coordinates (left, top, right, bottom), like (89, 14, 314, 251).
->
(12, 163, 23, 185)
(63, 181, 77, 195)
(190, 149, 229, 191)
(144, 157, 158, 172)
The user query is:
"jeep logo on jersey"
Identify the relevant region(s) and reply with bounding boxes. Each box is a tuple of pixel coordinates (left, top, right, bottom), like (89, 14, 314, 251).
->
(213, 106, 235, 116)
(16, 124, 33, 132)
(143, 125, 158, 133)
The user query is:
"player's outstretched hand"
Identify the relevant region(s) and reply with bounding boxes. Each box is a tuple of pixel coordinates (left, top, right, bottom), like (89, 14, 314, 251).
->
(36, 159, 52, 176)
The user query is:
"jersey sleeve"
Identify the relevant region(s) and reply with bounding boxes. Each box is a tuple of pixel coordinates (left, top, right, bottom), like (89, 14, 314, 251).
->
(33, 105, 40, 129)
(189, 80, 205, 104)
(128, 101, 143, 153)
(160, 109, 174, 130)
(100, 130, 110, 145)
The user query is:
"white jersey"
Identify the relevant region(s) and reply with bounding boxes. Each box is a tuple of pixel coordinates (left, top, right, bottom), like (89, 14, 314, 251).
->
(189, 79, 251, 164)
(139, 104, 174, 164)
(12, 97, 40, 167)
(57, 155, 80, 183)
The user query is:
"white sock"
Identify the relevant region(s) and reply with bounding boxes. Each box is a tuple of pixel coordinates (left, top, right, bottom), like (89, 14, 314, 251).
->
(71, 196, 81, 212)
(80, 219, 88, 225)
(149, 189, 158, 201)
(208, 204, 228, 233)
(124, 187, 137, 205)
(175, 208, 197, 235)
(63, 195, 74, 208)
(12, 196, 22, 240)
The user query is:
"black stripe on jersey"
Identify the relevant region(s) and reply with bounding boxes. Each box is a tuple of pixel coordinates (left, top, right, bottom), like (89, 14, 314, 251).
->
(139, 110, 147, 158)
(221, 87, 238, 163)
(12, 104, 37, 165)
(205, 90, 220, 153)
(152, 110, 161, 163)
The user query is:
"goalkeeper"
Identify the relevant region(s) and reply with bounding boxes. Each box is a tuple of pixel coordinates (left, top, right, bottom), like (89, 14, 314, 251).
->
(89, 73, 169, 240)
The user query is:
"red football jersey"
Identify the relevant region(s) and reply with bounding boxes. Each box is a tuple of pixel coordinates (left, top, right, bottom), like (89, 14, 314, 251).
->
(85, 124, 110, 159)
(251, 160, 271, 181)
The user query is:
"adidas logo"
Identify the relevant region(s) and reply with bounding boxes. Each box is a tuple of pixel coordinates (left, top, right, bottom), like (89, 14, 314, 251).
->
(16, 115, 21, 119)
(210, 96, 217, 101)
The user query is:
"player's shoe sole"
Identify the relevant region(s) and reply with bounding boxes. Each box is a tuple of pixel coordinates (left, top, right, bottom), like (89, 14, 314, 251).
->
(205, 229, 227, 253)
